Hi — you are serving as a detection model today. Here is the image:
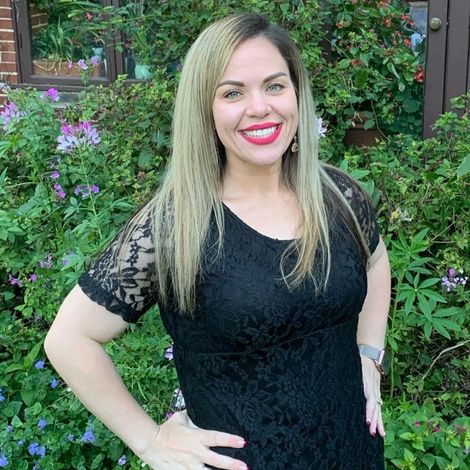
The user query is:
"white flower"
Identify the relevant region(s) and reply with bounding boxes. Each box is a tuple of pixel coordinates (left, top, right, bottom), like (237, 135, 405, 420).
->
(317, 117, 328, 138)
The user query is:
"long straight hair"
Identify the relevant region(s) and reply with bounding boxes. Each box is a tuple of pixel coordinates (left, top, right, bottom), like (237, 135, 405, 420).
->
(116, 14, 370, 314)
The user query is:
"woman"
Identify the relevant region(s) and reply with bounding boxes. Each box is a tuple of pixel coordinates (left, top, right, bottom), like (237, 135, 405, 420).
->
(45, 13, 390, 470)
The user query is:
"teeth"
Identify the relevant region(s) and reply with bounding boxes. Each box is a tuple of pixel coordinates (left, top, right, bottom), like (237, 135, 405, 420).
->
(243, 126, 277, 138)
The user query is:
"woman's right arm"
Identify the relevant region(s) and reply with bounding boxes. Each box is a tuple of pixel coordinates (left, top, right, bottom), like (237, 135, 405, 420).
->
(44, 284, 161, 455)
(45, 285, 248, 470)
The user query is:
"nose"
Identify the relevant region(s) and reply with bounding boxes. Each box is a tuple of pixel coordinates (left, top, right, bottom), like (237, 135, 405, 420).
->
(246, 92, 271, 118)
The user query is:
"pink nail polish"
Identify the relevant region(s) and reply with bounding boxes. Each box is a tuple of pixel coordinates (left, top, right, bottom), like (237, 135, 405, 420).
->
(366, 420, 371, 426)
(372, 431, 376, 437)
(243, 440, 249, 448)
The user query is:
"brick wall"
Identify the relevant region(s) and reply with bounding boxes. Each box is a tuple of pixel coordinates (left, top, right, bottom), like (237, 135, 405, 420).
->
(0, 0, 17, 107)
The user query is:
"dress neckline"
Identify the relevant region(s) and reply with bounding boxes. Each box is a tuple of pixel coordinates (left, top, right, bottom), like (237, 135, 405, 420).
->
(221, 202, 296, 244)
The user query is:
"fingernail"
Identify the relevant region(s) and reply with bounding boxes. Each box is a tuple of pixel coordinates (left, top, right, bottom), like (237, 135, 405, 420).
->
(372, 431, 376, 437)
(243, 439, 249, 448)
(366, 420, 371, 426)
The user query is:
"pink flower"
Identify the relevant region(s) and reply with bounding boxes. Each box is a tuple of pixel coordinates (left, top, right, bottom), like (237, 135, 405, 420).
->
(433, 426, 440, 433)
(403, 38, 412, 48)
(44, 88, 59, 102)
(415, 421, 421, 427)
(67, 61, 74, 70)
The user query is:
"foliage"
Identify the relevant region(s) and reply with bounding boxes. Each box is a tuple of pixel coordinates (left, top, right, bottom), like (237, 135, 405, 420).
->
(316, 0, 424, 143)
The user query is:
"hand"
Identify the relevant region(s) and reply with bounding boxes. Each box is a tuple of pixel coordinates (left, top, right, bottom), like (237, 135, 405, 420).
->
(137, 410, 249, 470)
(360, 356, 386, 438)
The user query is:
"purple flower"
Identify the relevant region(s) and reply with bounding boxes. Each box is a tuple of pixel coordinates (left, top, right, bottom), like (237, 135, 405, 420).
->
(164, 345, 173, 360)
(77, 59, 88, 70)
(38, 419, 47, 430)
(74, 184, 100, 199)
(29, 273, 38, 282)
(50, 171, 60, 179)
(57, 121, 101, 153)
(67, 434, 75, 442)
(448, 267, 456, 277)
(0, 388, 5, 402)
(91, 56, 100, 66)
(414, 421, 421, 427)
(50, 378, 59, 389)
(0, 101, 26, 131)
(8, 274, 23, 287)
(53, 183, 66, 200)
(35, 360, 45, 369)
(81, 428, 95, 443)
(39, 254, 52, 269)
(67, 61, 73, 70)
(44, 88, 59, 102)
(0, 455, 8, 468)
(117, 455, 127, 466)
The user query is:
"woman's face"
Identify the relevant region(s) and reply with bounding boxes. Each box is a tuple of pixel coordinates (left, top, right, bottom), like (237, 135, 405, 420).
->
(212, 36, 298, 174)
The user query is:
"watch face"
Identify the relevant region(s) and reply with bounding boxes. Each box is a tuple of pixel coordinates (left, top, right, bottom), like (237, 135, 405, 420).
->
(381, 351, 391, 375)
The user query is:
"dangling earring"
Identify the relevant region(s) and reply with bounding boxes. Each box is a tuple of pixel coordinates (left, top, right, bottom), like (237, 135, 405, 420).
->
(291, 135, 298, 153)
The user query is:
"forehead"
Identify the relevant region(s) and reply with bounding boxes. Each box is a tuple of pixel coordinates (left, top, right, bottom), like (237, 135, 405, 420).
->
(220, 37, 289, 79)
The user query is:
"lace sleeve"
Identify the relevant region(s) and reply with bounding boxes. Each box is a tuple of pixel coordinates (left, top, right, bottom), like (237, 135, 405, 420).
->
(77, 210, 158, 323)
(325, 166, 380, 254)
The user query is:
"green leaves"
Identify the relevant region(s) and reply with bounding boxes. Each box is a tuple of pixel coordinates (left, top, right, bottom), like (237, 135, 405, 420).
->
(457, 154, 470, 177)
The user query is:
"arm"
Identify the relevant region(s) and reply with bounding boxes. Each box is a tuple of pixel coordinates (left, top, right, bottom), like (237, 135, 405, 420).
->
(45, 285, 248, 470)
(356, 238, 391, 438)
(357, 237, 390, 348)
(44, 284, 160, 456)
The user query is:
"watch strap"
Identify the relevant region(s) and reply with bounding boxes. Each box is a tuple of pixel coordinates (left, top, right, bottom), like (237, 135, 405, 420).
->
(358, 344, 389, 375)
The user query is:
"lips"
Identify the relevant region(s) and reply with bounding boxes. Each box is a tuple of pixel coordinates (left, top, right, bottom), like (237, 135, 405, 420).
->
(239, 122, 282, 145)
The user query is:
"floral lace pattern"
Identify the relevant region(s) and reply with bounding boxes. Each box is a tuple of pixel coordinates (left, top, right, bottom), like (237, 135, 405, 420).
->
(78, 168, 383, 469)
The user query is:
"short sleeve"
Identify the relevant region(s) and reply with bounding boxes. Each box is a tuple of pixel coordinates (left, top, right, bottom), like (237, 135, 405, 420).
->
(325, 166, 380, 254)
(77, 210, 158, 323)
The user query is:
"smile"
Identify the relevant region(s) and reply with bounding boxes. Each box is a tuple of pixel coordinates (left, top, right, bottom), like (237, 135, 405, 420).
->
(239, 123, 282, 145)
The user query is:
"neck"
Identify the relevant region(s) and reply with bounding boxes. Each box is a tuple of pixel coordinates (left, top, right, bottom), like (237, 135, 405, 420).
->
(222, 161, 287, 201)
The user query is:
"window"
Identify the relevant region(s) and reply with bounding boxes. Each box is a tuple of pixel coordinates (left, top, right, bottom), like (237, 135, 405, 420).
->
(13, 0, 142, 90)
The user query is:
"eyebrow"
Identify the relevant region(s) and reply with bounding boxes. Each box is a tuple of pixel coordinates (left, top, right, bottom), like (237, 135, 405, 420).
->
(217, 71, 288, 89)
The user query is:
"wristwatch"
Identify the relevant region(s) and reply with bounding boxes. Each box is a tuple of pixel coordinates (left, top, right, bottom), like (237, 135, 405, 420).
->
(358, 344, 390, 376)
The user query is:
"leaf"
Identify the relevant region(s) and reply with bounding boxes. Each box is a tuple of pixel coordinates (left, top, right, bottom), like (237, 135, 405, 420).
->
(419, 278, 441, 289)
(433, 320, 451, 340)
(457, 154, 470, 177)
(337, 59, 351, 70)
(20, 388, 36, 407)
(138, 148, 154, 168)
(424, 322, 432, 340)
(23, 341, 43, 369)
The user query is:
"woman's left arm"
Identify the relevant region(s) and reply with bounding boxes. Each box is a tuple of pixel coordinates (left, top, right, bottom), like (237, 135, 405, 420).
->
(357, 237, 391, 438)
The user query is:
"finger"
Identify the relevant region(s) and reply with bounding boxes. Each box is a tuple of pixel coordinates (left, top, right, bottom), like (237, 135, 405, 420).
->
(365, 397, 374, 426)
(369, 402, 380, 436)
(203, 449, 248, 470)
(377, 409, 386, 437)
(199, 429, 246, 449)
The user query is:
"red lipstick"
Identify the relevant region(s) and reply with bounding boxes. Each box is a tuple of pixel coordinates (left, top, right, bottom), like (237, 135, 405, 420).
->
(239, 123, 282, 145)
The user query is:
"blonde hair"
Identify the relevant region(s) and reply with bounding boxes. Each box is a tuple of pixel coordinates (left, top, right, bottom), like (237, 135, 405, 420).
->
(116, 13, 370, 314)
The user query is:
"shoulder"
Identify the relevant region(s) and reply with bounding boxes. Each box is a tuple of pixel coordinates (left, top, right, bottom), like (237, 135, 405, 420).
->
(321, 163, 364, 203)
(320, 163, 380, 254)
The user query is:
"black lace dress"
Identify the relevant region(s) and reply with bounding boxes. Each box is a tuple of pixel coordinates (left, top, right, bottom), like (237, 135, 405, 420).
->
(78, 169, 385, 469)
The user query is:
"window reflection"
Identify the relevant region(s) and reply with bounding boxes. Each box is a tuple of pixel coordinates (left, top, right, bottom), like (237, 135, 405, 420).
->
(408, 1, 428, 61)
(29, 1, 107, 78)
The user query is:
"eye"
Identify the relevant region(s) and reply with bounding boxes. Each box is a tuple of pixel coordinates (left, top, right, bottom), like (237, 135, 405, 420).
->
(223, 90, 242, 99)
(267, 83, 285, 92)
